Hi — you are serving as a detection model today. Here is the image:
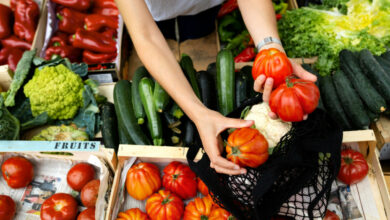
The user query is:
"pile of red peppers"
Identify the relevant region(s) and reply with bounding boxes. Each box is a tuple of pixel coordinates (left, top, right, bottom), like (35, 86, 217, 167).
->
(45, 0, 119, 65)
(0, 0, 39, 71)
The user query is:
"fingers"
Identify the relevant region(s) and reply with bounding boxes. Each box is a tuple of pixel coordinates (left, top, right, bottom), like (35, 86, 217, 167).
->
(303, 114, 308, 120)
(268, 111, 278, 119)
(253, 74, 266, 92)
(224, 118, 254, 129)
(213, 163, 246, 175)
(209, 156, 246, 175)
(291, 61, 317, 82)
(262, 77, 273, 103)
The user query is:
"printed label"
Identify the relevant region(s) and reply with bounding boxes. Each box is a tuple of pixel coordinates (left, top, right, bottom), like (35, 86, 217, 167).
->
(0, 141, 100, 152)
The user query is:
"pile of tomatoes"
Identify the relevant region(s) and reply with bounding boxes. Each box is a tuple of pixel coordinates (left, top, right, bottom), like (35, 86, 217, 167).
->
(119, 161, 235, 220)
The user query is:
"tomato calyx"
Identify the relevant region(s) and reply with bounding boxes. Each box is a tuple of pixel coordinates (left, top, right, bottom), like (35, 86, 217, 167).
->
(200, 215, 209, 220)
(230, 146, 242, 156)
(285, 77, 310, 88)
(161, 197, 173, 205)
(172, 173, 180, 180)
(343, 157, 354, 165)
(228, 216, 236, 220)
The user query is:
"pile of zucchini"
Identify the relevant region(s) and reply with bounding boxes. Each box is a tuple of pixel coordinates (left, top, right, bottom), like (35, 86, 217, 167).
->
(309, 49, 390, 130)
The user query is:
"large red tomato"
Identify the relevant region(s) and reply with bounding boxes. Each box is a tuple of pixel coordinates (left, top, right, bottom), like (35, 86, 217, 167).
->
(126, 162, 161, 200)
(40, 193, 78, 220)
(269, 78, 320, 122)
(116, 208, 149, 220)
(209, 207, 236, 220)
(78, 207, 95, 220)
(252, 48, 293, 88)
(81, 179, 100, 207)
(67, 163, 96, 191)
(324, 210, 340, 220)
(183, 196, 214, 220)
(1, 156, 34, 188)
(0, 195, 16, 220)
(197, 178, 209, 196)
(163, 161, 197, 199)
(226, 127, 269, 168)
(146, 190, 184, 220)
(338, 149, 369, 185)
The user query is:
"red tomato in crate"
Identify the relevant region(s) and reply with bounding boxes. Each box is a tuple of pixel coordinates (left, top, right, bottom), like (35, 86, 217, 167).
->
(0, 195, 16, 220)
(338, 149, 369, 185)
(146, 190, 184, 220)
(67, 163, 96, 191)
(269, 78, 320, 122)
(183, 196, 214, 220)
(116, 208, 149, 220)
(126, 162, 161, 200)
(40, 193, 78, 220)
(162, 161, 197, 199)
(81, 179, 100, 207)
(1, 156, 34, 188)
(78, 207, 96, 220)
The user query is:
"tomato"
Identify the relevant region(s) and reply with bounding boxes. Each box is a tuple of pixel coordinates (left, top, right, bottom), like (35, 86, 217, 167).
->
(81, 179, 99, 207)
(226, 127, 269, 168)
(41, 193, 78, 220)
(323, 210, 340, 220)
(1, 156, 34, 188)
(0, 195, 16, 220)
(162, 161, 197, 199)
(269, 78, 320, 122)
(183, 196, 214, 220)
(126, 162, 161, 201)
(67, 163, 96, 191)
(197, 178, 209, 196)
(78, 207, 95, 220)
(209, 207, 236, 220)
(252, 48, 293, 88)
(338, 149, 369, 185)
(116, 208, 149, 220)
(146, 190, 184, 220)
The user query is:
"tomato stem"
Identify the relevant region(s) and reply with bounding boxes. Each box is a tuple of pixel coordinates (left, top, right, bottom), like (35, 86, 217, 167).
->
(172, 174, 179, 180)
(161, 197, 172, 205)
(201, 216, 209, 220)
(231, 146, 241, 156)
(343, 157, 354, 164)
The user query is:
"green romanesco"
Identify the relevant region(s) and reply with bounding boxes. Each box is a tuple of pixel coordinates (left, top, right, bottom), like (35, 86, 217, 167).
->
(32, 124, 89, 141)
(24, 64, 84, 120)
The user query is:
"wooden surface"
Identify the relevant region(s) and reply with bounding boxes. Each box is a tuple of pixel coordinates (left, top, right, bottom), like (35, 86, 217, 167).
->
(373, 116, 390, 150)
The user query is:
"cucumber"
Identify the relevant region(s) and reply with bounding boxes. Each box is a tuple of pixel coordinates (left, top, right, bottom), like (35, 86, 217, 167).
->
(114, 80, 151, 145)
(375, 55, 390, 77)
(139, 77, 163, 146)
(240, 65, 256, 98)
(153, 82, 170, 113)
(339, 50, 386, 113)
(235, 72, 248, 108)
(302, 64, 325, 110)
(332, 70, 370, 129)
(319, 75, 352, 130)
(180, 54, 201, 99)
(359, 49, 390, 102)
(101, 102, 119, 151)
(132, 66, 149, 124)
(197, 71, 217, 110)
(216, 49, 235, 115)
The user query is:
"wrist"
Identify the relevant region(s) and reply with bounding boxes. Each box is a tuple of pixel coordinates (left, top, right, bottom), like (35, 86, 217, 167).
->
(259, 42, 285, 53)
(186, 104, 210, 125)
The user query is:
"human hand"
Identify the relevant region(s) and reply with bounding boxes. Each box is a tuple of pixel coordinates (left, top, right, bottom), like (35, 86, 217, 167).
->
(193, 109, 254, 175)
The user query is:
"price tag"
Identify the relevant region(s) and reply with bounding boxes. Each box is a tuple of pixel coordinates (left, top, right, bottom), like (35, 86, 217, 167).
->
(0, 141, 100, 152)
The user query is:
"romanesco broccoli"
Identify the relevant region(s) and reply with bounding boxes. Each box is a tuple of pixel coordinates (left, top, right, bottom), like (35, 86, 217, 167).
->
(24, 64, 84, 120)
(32, 124, 89, 141)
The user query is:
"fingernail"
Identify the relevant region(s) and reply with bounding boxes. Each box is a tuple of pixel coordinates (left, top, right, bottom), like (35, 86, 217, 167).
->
(266, 78, 273, 85)
(241, 169, 247, 174)
(259, 75, 265, 80)
(234, 165, 240, 170)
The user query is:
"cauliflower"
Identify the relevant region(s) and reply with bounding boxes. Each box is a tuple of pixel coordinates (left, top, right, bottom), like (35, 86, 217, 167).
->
(244, 103, 292, 152)
(32, 124, 89, 141)
(24, 64, 84, 120)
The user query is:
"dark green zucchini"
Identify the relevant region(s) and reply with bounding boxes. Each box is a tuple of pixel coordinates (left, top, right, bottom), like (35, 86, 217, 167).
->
(101, 102, 119, 151)
(180, 54, 201, 99)
(132, 66, 149, 124)
(118, 120, 134, 145)
(235, 72, 248, 108)
(364, 104, 380, 123)
(207, 62, 217, 76)
(183, 117, 196, 147)
(359, 49, 390, 102)
(375, 55, 390, 77)
(302, 64, 325, 110)
(382, 50, 390, 61)
(216, 49, 235, 115)
(197, 71, 217, 110)
(240, 65, 256, 98)
(153, 82, 170, 113)
(139, 77, 163, 146)
(332, 70, 370, 129)
(339, 50, 386, 113)
(114, 80, 151, 145)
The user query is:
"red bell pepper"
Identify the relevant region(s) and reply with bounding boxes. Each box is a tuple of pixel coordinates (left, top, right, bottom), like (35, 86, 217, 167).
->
(45, 45, 82, 62)
(0, 47, 10, 65)
(82, 50, 117, 65)
(51, 0, 91, 11)
(73, 29, 116, 53)
(57, 8, 86, 34)
(7, 48, 24, 71)
(84, 14, 118, 32)
(234, 47, 255, 63)
(13, 0, 40, 43)
(0, 4, 13, 39)
(101, 27, 117, 39)
(92, 7, 119, 17)
(49, 32, 68, 46)
(276, 14, 282, 21)
(1, 35, 32, 50)
(217, 0, 238, 18)
(93, 0, 117, 9)
(68, 34, 74, 45)
(10, 0, 17, 10)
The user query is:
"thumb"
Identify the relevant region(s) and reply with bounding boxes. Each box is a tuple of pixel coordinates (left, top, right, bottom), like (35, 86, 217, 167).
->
(224, 118, 254, 129)
(293, 62, 317, 82)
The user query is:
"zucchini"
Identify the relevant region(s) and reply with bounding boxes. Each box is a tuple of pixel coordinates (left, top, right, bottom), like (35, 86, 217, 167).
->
(364, 104, 380, 123)
(235, 72, 248, 108)
(132, 66, 149, 124)
(359, 49, 390, 102)
(169, 103, 184, 120)
(197, 71, 217, 110)
(216, 49, 235, 115)
(302, 64, 325, 110)
(332, 70, 370, 129)
(382, 50, 390, 61)
(180, 54, 201, 99)
(118, 120, 134, 145)
(139, 77, 163, 146)
(183, 118, 196, 147)
(101, 102, 119, 151)
(319, 75, 352, 130)
(114, 80, 151, 145)
(207, 62, 217, 76)
(375, 55, 390, 77)
(153, 82, 170, 113)
(240, 65, 256, 98)
(339, 50, 386, 113)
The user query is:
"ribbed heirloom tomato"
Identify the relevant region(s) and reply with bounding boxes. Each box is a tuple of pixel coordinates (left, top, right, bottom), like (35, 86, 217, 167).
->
(162, 161, 197, 199)
(323, 210, 340, 220)
(252, 48, 293, 88)
(40, 193, 78, 220)
(226, 127, 269, 168)
(183, 196, 234, 220)
(197, 178, 209, 196)
(116, 208, 149, 220)
(67, 163, 96, 191)
(269, 78, 320, 122)
(1, 156, 34, 188)
(146, 190, 184, 220)
(209, 207, 236, 220)
(126, 162, 161, 200)
(338, 149, 369, 185)
(0, 195, 16, 220)
(77, 207, 95, 220)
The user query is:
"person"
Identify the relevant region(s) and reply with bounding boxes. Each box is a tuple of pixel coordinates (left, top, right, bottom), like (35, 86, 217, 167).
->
(115, 0, 317, 175)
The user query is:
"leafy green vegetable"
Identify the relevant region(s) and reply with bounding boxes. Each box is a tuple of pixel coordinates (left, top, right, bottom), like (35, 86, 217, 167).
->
(71, 63, 88, 77)
(84, 79, 107, 104)
(21, 112, 51, 131)
(0, 96, 20, 140)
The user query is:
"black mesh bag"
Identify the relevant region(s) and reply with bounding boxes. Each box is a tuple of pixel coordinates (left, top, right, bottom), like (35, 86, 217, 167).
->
(187, 95, 342, 220)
